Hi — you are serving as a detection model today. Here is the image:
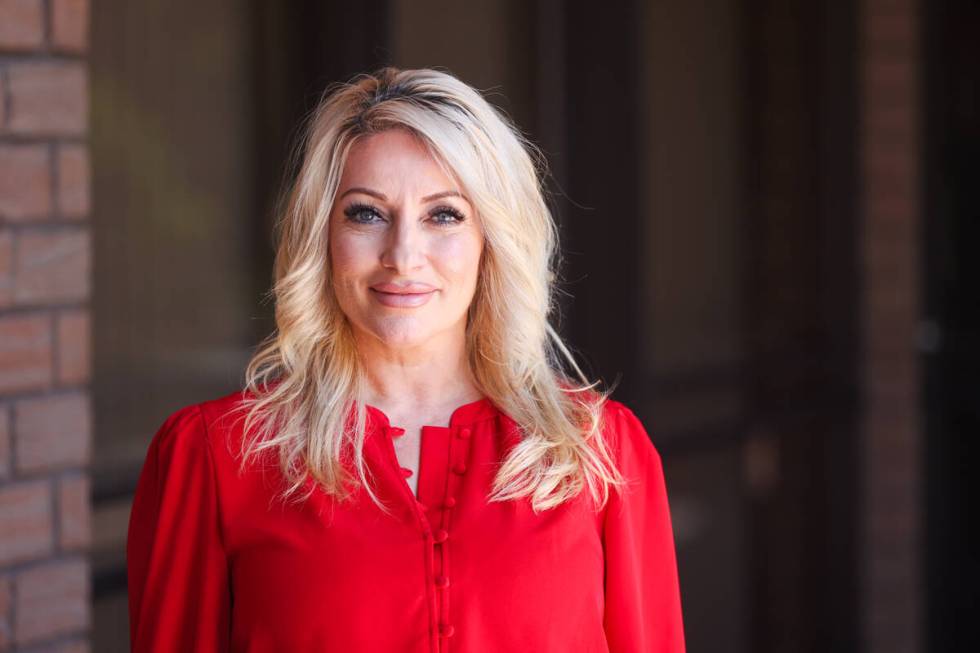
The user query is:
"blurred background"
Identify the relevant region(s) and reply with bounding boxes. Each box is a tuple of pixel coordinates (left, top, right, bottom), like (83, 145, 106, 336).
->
(0, 0, 976, 651)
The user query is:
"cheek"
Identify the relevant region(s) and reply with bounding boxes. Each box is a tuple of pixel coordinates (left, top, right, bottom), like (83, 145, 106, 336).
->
(329, 230, 374, 285)
(328, 232, 376, 316)
(433, 234, 483, 292)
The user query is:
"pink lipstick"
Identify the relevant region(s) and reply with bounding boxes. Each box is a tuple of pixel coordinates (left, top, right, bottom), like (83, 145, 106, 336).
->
(369, 282, 437, 308)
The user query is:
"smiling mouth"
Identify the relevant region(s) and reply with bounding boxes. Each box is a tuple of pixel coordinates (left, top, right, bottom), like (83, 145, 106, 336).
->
(369, 288, 437, 308)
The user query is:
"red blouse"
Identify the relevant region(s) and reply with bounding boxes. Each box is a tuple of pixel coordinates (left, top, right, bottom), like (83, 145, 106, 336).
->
(126, 389, 685, 652)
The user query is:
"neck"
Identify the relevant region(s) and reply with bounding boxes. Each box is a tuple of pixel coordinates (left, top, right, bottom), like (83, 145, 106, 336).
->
(354, 326, 482, 413)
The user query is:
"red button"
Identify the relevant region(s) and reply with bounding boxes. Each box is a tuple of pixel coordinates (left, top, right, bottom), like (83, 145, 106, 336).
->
(401, 467, 413, 478)
(433, 529, 449, 543)
(457, 427, 472, 439)
(435, 575, 450, 588)
(439, 624, 455, 638)
(452, 464, 467, 475)
(444, 496, 457, 508)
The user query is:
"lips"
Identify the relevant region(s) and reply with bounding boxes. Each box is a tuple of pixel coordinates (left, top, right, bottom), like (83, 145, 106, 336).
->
(369, 282, 437, 308)
(370, 282, 435, 294)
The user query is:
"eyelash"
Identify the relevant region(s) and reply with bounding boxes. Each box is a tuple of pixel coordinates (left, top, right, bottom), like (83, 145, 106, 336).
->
(431, 205, 466, 225)
(343, 203, 383, 224)
(342, 203, 466, 226)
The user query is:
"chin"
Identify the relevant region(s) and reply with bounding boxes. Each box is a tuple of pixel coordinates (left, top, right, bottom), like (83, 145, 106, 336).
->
(366, 316, 435, 348)
(372, 331, 435, 350)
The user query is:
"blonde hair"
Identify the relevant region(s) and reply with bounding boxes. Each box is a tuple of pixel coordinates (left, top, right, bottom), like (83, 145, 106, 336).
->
(236, 67, 624, 514)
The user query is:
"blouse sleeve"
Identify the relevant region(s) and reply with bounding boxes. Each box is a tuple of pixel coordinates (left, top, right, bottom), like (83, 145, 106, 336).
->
(602, 402, 686, 653)
(127, 404, 232, 652)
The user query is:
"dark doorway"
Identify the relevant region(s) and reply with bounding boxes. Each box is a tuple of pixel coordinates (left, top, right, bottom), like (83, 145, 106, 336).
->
(923, 1, 980, 651)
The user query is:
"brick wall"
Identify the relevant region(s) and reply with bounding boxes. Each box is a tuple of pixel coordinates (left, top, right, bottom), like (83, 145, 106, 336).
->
(861, 0, 922, 652)
(0, 1, 92, 651)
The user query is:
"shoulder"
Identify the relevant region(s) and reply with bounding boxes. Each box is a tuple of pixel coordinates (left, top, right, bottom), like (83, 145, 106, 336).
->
(149, 388, 253, 462)
(599, 397, 662, 466)
(197, 388, 253, 437)
(600, 397, 635, 421)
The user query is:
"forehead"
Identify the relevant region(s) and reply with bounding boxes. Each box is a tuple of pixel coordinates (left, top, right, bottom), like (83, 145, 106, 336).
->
(339, 129, 462, 195)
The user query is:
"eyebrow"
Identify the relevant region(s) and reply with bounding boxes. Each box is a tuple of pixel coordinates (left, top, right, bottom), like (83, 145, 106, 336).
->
(338, 187, 467, 203)
(421, 190, 465, 202)
(339, 187, 387, 201)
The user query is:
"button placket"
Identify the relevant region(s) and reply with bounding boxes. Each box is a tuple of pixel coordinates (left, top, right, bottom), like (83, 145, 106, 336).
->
(366, 401, 495, 650)
(435, 424, 475, 648)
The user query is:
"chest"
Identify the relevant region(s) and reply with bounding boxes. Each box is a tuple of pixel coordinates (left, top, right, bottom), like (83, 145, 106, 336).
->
(391, 423, 424, 497)
(217, 418, 608, 652)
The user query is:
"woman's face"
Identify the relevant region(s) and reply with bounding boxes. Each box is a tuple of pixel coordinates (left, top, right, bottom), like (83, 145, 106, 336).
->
(328, 129, 484, 353)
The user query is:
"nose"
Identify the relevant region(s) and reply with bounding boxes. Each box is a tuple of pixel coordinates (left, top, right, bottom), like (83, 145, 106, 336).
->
(380, 213, 426, 272)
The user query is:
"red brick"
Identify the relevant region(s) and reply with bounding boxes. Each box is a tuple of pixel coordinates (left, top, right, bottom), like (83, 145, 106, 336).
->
(0, 480, 53, 565)
(0, 405, 9, 480)
(874, 9, 915, 37)
(0, 0, 44, 50)
(57, 473, 90, 550)
(0, 144, 52, 221)
(52, 0, 89, 53)
(864, 57, 917, 96)
(0, 575, 10, 648)
(864, 147, 916, 184)
(867, 102, 917, 140)
(0, 313, 52, 393)
(864, 233, 917, 266)
(868, 11, 914, 49)
(5, 62, 88, 136)
(864, 0, 917, 23)
(13, 228, 90, 304)
(862, 1, 922, 647)
(865, 238, 917, 275)
(27, 639, 90, 653)
(865, 370, 915, 410)
(866, 320, 917, 357)
(0, 229, 12, 307)
(867, 281, 917, 319)
(14, 392, 90, 473)
(56, 309, 89, 384)
(867, 193, 915, 223)
(14, 557, 89, 645)
(56, 144, 90, 219)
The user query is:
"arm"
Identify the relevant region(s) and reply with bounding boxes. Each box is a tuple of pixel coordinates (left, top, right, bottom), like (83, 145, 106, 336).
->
(602, 402, 686, 653)
(127, 404, 232, 652)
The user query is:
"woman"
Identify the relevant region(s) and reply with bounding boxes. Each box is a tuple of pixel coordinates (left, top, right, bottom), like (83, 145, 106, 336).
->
(127, 67, 685, 652)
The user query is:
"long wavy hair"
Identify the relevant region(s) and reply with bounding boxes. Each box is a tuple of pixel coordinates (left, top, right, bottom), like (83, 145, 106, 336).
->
(235, 67, 624, 514)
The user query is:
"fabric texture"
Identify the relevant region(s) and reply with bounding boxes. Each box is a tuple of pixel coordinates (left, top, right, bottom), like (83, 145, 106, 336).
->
(127, 389, 685, 652)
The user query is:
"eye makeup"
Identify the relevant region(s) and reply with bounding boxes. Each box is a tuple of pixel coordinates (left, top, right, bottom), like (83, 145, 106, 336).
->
(343, 202, 384, 224)
(341, 202, 467, 226)
(429, 205, 466, 225)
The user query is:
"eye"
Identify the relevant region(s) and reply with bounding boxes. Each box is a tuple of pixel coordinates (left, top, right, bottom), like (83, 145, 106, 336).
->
(430, 205, 465, 226)
(343, 203, 385, 224)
